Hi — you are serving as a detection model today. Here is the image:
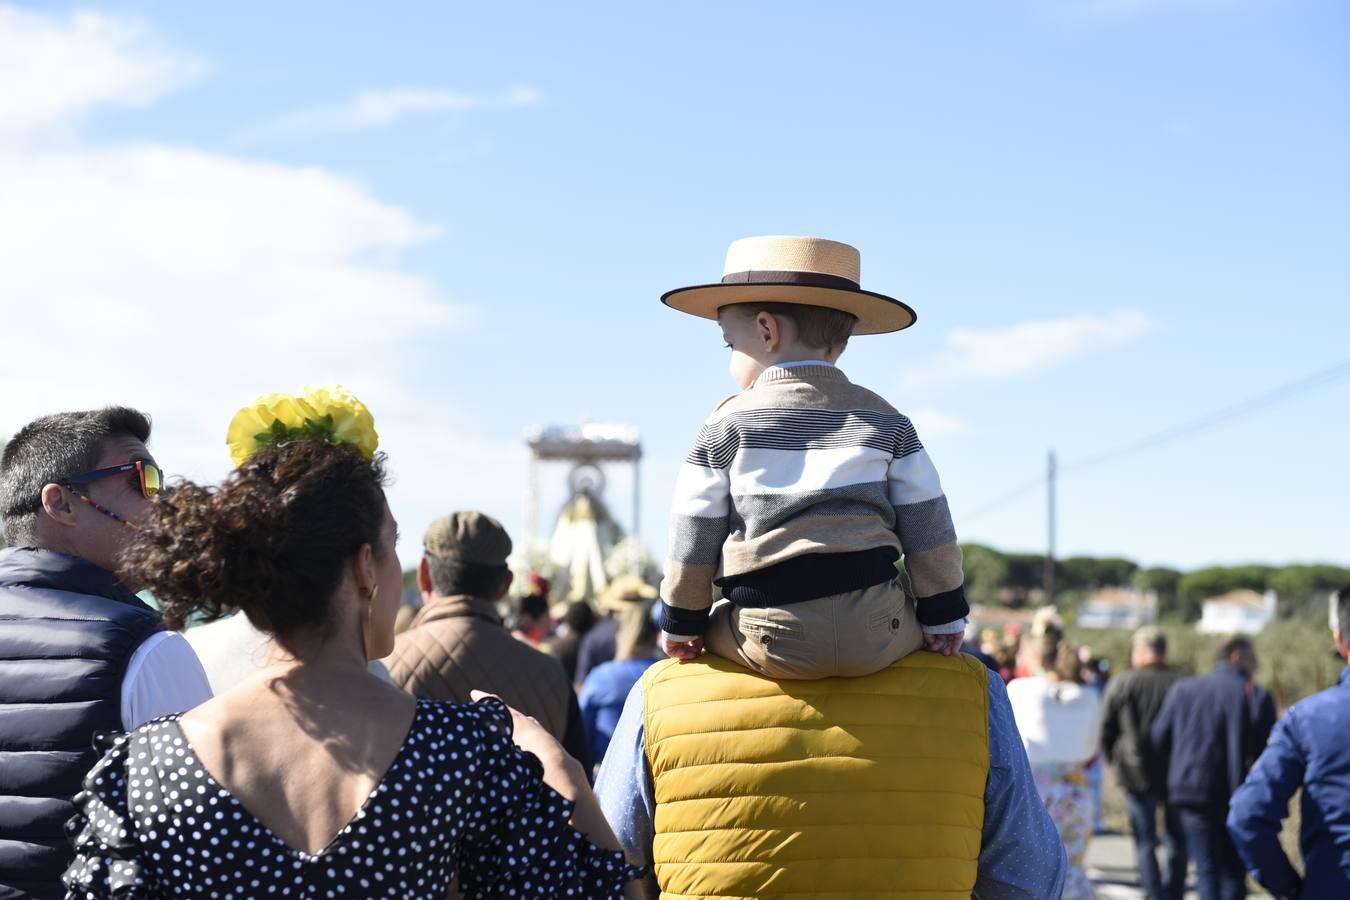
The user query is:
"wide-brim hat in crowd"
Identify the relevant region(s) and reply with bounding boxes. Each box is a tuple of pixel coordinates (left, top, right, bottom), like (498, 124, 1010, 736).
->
(661, 235, 916, 335)
(597, 574, 657, 614)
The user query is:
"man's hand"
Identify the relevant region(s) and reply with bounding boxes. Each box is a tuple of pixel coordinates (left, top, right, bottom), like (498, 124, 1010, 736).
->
(662, 633, 704, 660)
(923, 632, 963, 656)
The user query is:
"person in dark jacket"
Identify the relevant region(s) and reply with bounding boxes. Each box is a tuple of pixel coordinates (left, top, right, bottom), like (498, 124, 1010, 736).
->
(1152, 636, 1277, 900)
(0, 408, 212, 898)
(572, 575, 656, 689)
(1100, 625, 1186, 900)
(546, 600, 598, 683)
(1227, 585, 1350, 899)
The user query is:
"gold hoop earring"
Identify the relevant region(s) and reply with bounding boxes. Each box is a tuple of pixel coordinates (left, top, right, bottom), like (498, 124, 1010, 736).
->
(362, 585, 379, 662)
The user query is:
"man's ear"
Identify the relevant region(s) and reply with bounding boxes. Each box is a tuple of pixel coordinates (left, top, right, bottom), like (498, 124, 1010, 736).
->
(39, 484, 79, 528)
(418, 556, 433, 598)
(497, 569, 515, 601)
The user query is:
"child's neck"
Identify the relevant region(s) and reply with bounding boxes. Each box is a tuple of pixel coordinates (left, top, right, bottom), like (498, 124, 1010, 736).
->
(760, 343, 842, 368)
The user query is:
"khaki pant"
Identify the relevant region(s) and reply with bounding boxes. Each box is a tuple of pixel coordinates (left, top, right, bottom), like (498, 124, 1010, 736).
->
(704, 576, 924, 679)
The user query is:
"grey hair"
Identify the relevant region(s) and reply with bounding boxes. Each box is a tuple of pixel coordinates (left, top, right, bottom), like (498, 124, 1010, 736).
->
(1132, 625, 1167, 658)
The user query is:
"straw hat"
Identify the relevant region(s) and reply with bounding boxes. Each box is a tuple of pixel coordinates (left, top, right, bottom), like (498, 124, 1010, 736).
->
(597, 574, 657, 614)
(661, 235, 916, 335)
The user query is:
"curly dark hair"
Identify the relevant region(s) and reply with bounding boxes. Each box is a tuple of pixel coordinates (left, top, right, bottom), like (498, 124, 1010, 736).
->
(122, 440, 389, 637)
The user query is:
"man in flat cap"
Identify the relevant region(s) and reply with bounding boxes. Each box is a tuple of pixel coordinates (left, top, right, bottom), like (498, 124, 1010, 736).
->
(384, 511, 592, 770)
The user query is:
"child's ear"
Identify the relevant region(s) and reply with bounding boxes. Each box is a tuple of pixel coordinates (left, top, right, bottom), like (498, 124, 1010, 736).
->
(755, 311, 781, 349)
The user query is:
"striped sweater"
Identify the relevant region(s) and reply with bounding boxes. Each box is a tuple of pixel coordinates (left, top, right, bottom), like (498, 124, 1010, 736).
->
(660, 364, 967, 639)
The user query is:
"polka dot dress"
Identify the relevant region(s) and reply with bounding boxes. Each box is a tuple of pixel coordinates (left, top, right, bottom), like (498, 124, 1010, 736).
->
(62, 699, 641, 898)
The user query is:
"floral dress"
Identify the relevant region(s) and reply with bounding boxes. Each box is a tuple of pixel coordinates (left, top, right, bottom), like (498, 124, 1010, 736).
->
(1007, 674, 1100, 900)
(1031, 762, 1095, 900)
(63, 698, 641, 898)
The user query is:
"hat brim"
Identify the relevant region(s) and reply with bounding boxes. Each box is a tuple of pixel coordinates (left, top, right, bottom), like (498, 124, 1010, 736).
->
(661, 283, 916, 335)
(598, 589, 657, 613)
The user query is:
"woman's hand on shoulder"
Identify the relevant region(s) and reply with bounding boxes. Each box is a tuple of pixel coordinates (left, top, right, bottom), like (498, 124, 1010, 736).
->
(468, 690, 584, 795)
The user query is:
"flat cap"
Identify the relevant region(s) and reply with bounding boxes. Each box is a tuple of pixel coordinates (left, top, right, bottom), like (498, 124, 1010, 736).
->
(423, 511, 512, 566)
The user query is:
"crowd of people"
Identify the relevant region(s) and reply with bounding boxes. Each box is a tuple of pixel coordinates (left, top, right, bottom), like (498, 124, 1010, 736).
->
(953, 608, 1349, 900)
(0, 234, 1346, 898)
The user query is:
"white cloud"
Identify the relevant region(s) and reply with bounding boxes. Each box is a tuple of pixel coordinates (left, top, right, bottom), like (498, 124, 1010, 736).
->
(0, 5, 521, 565)
(249, 86, 541, 140)
(900, 309, 1153, 390)
(906, 408, 975, 441)
(0, 144, 456, 425)
(0, 5, 204, 142)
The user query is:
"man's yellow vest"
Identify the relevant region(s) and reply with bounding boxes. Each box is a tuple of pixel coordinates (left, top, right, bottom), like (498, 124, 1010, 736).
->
(642, 652, 990, 899)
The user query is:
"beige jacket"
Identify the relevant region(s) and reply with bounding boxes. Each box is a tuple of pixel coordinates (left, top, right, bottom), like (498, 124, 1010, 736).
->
(383, 594, 571, 741)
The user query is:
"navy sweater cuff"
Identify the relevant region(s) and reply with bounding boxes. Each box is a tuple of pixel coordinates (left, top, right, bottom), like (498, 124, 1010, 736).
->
(660, 602, 709, 637)
(916, 585, 970, 627)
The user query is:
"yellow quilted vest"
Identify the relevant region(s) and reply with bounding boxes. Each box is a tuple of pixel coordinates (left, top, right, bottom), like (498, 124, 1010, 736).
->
(642, 652, 989, 899)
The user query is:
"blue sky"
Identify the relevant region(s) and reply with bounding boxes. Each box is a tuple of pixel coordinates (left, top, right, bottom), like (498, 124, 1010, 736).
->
(1, 0, 1346, 573)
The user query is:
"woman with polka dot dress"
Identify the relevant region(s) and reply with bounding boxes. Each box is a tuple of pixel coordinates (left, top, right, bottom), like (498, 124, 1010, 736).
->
(62, 388, 644, 898)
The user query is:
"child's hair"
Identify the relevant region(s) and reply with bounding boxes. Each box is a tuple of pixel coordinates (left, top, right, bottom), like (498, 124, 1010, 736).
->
(727, 302, 858, 354)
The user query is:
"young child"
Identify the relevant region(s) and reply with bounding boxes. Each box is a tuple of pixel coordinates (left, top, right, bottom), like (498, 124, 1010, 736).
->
(657, 235, 968, 678)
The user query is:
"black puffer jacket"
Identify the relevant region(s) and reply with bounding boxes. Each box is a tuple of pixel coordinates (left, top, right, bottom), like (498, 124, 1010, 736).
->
(0, 547, 161, 899)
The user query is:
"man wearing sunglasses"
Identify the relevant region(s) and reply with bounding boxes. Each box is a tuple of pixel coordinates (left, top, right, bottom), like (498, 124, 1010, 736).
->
(0, 406, 212, 899)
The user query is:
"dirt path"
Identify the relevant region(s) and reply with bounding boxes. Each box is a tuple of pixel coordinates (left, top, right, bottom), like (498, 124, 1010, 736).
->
(1086, 832, 1272, 898)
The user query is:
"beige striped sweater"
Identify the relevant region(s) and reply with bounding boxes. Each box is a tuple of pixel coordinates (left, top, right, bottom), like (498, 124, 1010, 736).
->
(660, 364, 967, 640)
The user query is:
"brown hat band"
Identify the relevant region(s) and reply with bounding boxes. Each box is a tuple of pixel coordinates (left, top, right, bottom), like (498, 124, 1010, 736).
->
(720, 269, 860, 291)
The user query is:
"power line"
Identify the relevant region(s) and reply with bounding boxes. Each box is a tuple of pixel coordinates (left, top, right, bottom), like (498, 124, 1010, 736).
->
(963, 474, 1045, 521)
(1065, 356, 1350, 474)
(961, 354, 1350, 524)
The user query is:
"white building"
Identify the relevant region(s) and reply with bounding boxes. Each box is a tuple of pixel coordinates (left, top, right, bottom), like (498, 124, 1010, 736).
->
(1197, 589, 1277, 635)
(1076, 587, 1158, 630)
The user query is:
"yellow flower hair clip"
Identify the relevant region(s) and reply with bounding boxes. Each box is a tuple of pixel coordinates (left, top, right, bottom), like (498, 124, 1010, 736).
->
(226, 384, 379, 468)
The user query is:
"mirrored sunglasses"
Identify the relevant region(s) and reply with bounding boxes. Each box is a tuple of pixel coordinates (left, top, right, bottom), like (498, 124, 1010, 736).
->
(62, 459, 163, 499)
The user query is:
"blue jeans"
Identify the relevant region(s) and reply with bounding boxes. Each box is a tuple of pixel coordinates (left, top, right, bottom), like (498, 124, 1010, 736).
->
(1176, 805, 1247, 900)
(1126, 791, 1187, 900)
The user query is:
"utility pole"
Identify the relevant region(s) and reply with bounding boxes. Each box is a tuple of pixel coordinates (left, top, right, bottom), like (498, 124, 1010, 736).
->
(1044, 449, 1057, 603)
(631, 455, 642, 576)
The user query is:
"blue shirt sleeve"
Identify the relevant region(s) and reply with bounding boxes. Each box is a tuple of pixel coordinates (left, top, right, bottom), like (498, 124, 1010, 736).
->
(1227, 710, 1305, 899)
(592, 670, 1068, 898)
(593, 678, 657, 870)
(974, 673, 1068, 900)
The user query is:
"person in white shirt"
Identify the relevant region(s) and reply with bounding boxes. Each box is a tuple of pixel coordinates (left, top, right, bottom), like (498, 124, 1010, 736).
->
(185, 609, 394, 694)
(0, 406, 212, 896)
(120, 626, 214, 727)
(1006, 621, 1102, 900)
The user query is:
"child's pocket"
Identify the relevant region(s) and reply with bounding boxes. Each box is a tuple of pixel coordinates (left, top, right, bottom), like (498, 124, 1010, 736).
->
(737, 608, 806, 642)
(868, 606, 906, 634)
